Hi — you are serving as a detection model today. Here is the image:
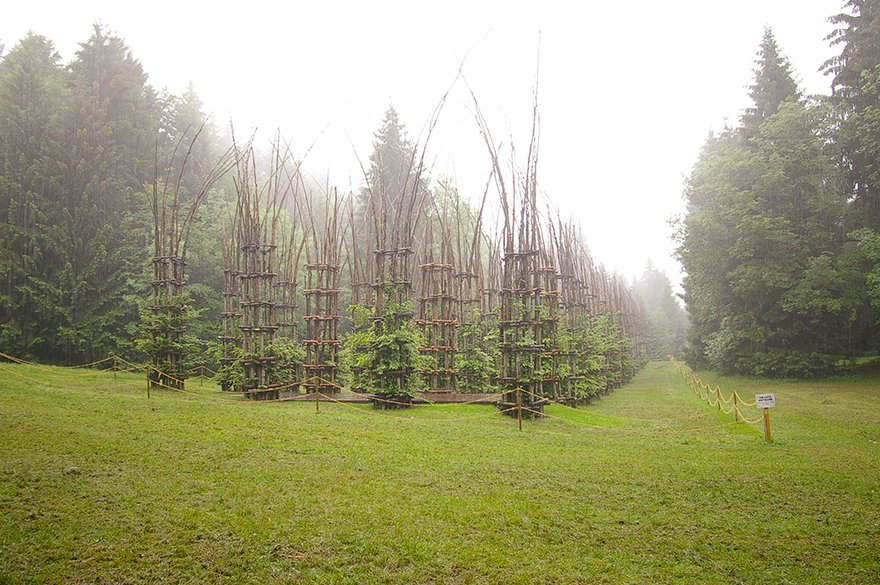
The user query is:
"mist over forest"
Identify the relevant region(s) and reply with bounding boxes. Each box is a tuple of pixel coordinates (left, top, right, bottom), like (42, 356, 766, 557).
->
(1, 0, 879, 380)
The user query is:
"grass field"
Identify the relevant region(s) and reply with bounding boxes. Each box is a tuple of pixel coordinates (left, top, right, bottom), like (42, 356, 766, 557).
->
(1, 360, 878, 584)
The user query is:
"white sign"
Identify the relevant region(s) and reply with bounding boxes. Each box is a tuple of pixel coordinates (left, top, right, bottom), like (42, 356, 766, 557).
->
(755, 393, 776, 409)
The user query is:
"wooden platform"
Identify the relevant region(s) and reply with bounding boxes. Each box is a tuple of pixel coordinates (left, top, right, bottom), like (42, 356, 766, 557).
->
(278, 391, 499, 404)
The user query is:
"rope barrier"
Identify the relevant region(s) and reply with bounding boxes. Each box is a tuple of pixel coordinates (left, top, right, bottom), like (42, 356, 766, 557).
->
(670, 356, 767, 429)
(0, 351, 114, 370)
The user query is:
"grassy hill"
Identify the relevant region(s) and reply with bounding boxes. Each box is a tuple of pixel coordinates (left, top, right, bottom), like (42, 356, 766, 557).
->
(1, 360, 878, 583)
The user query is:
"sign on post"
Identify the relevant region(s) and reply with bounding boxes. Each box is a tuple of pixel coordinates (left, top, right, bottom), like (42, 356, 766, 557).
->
(755, 393, 776, 409)
(755, 393, 776, 442)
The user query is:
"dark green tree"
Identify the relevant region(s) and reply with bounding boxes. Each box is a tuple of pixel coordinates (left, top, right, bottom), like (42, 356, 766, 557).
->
(0, 34, 67, 357)
(741, 27, 801, 134)
(676, 34, 850, 376)
(52, 24, 159, 362)
(823, 1, 880, 229)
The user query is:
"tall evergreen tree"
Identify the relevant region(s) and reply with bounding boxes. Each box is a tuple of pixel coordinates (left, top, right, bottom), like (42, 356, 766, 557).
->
(362, 105, 426, 248)
(676, 34, 850, 376)
(0, 34, 67, 357)
(742, 27, 801, 134)
(823, 0, 880, 229)
(51, 24, 159, 362)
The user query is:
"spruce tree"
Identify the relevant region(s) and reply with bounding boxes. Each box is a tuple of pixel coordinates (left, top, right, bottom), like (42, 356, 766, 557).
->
(0, 34, 67, 357)
(823, 0, 880, 229)
(53, 24, 158, 362)
(741, 27, 801, 134)
(676, 33, 849, 376)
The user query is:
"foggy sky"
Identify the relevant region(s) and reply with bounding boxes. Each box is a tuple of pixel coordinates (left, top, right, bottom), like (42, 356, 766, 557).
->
(2, 1, 843, 290)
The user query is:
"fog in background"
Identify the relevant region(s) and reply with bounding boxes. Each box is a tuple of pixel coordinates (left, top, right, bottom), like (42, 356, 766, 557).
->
(2, 0, 842, 290)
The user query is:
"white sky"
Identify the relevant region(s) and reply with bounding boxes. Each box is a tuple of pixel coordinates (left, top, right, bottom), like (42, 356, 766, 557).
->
(2, 1, 844, 290)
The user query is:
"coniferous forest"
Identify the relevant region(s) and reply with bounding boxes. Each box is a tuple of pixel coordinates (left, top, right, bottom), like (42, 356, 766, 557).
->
(675, 1, 880, 376)
(0, 25, 226, 364)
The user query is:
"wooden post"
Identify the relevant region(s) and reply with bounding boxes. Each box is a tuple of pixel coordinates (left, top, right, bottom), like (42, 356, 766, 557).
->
(733, 392, 739, 422)
(716, 386, 721, 410)
(315, 382, 320, 414)
(516, 386, 522, 431)
(113, 356, 117, 380)
(200, 365, 204, 387)
(763, 408, 772, 442)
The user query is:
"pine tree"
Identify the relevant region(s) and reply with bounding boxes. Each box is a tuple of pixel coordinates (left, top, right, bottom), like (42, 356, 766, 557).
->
(51, 24, 159, 362)
(741, 27, 800, 134)
(823, 0, 880, 229)
(0, 34, 67, 357)
(676, 34, 850, 376)
(363, 105, 426, 249)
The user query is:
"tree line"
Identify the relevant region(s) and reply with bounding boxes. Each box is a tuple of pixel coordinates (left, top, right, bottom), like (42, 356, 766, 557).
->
(0, 25, 225, 364)
(675, 1, 880, 376)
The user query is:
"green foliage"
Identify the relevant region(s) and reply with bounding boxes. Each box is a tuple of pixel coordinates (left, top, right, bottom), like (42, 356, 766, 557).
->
(824, 2, 880, 229)
(675, 31, 862, 376)
(852, 228, 880, 311)
(341, 296, 425, 399)
(367, 295, 425, 398)
(209, 341, 243, 391)
(265, 338, 305, 386)
(455, 319, 498, 393)
(134, 293, 200, 379)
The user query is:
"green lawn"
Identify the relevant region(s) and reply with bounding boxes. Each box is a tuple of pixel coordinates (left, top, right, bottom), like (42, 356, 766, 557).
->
(1, 360, 878, 584)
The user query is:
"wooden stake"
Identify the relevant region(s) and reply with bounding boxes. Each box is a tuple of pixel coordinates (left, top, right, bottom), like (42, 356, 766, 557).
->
(315, 384, 320, 414)
(516, 387, 522, 431)
(716, 386, 721, 410)
(763, 408, 772, 442)
(113, 356, 117, 380)
(733, 392, 739, 422)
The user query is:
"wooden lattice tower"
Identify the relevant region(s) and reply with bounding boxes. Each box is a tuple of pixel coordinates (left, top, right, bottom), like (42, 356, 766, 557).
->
(347, 196, 375, 314)
(302, 190, 342, 394)
(344, 197, 374, 393)
(149, 255, 186, 389)
(551, 221, 579, 402)
(147, 123, 234, 390)
(537, 245, 561, 402)
(233, 143, 292, 400)
(372, 244, 415, 398)
(417, 209, 457, 393)
(450, 185, 490, 392)
(275, 219, 303, 342)
(364, 120, 431, 406)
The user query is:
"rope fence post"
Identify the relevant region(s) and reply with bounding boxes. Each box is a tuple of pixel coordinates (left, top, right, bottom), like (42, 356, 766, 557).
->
(516, 386, 523, 431)
(716, 386, 721, 410)
(733, 392, 739, 422)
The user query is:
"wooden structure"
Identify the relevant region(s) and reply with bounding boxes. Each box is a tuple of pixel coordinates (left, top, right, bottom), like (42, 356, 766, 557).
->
(301, 190, 343, 394)
(147, 123, 234, 389)
(416, 212, 458, 393)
